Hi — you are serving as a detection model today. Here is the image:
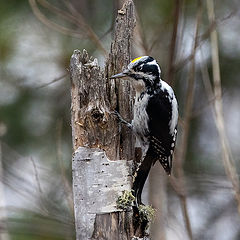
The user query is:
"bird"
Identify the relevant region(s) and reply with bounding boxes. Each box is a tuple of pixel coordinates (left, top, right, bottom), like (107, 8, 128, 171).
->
(110, 56, 178, 205)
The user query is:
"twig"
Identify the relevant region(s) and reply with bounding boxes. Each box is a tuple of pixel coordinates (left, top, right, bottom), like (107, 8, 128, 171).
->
(38, 0, 85, 27)
(200, 49, 214, 100)
(29, 0, 83, 37)
(174, 9, 239, 71)
(30, 157, 50, 216)
(1, 142, 71, 220)
(64, 1, 113, 41)
(35, 73, 68, 89)
(30, 157, 43, 195)
(60, 0, 107, 55)
(166, 0, 183, 85)
(206, 0, 240, 214)
(29, 0, 107, 55)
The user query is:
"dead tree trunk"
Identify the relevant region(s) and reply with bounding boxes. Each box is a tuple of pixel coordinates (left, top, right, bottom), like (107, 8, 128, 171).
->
(70, 1, 150, 239)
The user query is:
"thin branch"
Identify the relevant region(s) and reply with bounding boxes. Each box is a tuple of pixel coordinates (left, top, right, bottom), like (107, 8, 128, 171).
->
(174, 9, 239, 71)
(206, 0, 240, 213)
(1, 142, 71, 220)
(29, 0, 107, 55)
(200, 8, 239, 41)
(166, 0, 183, 85)
(99, 25, 114, 40)
(30, 157, 43, 195)
(30, 157, 51, 216)
(29, 0, 83, 38)
(200, 49, 214, 98)
(38, 0, 85, 27)
(59, 0, 107, 55)
(35, 73, 68, 89)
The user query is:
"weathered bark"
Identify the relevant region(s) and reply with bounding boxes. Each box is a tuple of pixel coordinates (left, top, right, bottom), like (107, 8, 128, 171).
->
(70, 1, 149, 239)
(105, 0, 136, 161)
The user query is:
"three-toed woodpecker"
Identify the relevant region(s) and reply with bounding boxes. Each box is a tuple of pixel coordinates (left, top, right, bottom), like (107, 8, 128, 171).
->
(111, 56, 178, 205)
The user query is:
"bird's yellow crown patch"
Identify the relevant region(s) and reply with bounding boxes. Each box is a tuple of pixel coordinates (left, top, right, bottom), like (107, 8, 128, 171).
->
(131, 56, 143, 64)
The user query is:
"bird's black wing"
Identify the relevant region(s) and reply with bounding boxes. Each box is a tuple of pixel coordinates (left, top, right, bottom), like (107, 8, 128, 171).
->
(146, 89, 177, 174)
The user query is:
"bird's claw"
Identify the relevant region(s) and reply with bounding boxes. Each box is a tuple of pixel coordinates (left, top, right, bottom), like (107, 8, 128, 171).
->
(111, 110, 132, 129)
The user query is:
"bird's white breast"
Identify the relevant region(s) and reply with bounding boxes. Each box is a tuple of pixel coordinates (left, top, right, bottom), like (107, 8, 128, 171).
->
(132, 92, 150, 156)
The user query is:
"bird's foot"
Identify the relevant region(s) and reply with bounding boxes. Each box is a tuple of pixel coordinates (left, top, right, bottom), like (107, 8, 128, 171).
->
(133, 194, 144, 209)
(112, 110, 132, 129)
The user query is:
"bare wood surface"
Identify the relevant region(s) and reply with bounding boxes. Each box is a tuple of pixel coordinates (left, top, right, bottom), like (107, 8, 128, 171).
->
(70, 49, 118, 159)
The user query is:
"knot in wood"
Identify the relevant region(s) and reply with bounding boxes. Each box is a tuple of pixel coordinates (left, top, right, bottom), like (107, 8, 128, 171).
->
(91, 108, 104, 123)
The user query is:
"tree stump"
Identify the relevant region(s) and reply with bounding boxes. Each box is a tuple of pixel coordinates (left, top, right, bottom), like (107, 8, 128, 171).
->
(70, 1, 150, 239)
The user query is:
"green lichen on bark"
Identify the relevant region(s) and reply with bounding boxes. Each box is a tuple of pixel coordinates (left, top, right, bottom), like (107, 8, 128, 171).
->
(138, 205, 156, 223)
(116, 190, 135, 210)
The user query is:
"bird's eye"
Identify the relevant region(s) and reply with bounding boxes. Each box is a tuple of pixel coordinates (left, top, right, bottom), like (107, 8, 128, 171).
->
(135, 64, 143, 72)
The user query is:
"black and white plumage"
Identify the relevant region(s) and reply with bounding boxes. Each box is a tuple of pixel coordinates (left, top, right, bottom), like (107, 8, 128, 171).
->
(111, 56, 178, 205)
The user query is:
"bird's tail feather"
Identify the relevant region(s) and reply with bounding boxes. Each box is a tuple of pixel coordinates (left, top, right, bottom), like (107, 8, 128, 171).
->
(132, 154, 155, 206)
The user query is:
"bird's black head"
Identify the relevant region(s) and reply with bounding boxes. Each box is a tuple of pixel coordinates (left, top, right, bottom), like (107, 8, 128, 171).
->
(110, 56, 161, 89)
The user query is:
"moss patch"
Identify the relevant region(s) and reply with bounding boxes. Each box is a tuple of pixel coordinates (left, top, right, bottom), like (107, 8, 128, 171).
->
(116, 190, 135, 210)
(138, 205, 156, 223)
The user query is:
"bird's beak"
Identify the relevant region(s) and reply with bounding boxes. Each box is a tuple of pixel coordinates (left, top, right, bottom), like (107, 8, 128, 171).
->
(110, 70, 129, 79)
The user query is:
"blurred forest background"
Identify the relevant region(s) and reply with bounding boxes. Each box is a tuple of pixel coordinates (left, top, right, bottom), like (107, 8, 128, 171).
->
(0, 0, 240, 239)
